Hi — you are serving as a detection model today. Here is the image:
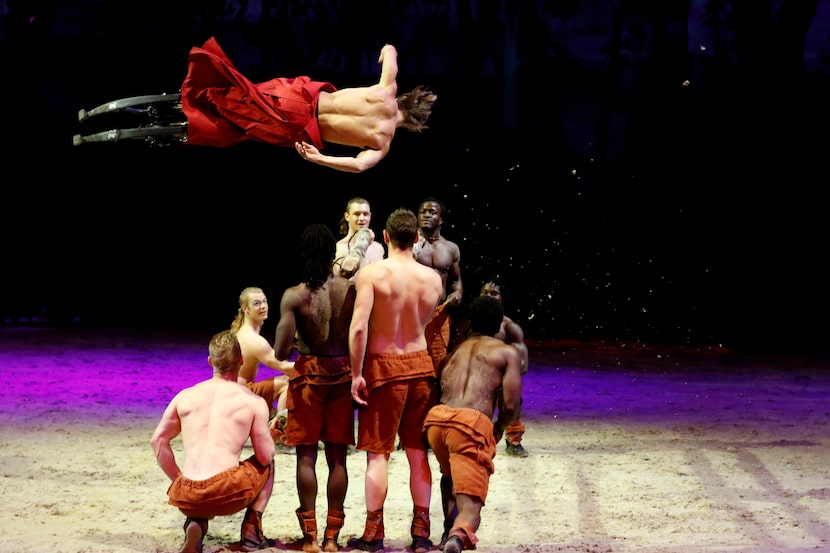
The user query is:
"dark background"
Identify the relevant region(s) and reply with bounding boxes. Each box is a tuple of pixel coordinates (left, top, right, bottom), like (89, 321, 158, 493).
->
(2, 1, 829, 353)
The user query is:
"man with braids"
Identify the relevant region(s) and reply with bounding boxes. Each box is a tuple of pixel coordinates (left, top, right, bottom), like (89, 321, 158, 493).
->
(424, 295, 523, 553)
(182, 38, 437, 173)
(348, 208, 443, 553)
(273, 223, 357, 553)
(151, 330, 277, 553)
(230, 286, 294, 448)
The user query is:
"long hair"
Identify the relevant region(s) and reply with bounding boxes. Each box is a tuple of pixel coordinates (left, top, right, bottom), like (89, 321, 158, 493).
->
(230, 286, 263, 334)
(300, 223, 336, 291)
(397, 85, 437, 132)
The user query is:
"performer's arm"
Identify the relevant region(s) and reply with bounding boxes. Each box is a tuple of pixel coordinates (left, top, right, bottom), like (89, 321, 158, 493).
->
(377, 44, 398, 87)
(445, 245, 463, 306)
(295, 141, 387, 173)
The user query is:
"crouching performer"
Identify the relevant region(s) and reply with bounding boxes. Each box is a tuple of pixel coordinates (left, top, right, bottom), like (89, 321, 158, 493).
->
(150, 330, 277, 553)
(423, 296, 523, 552)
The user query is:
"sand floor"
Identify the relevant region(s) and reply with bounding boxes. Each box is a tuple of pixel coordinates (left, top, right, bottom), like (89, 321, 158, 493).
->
(0, 327, 828, 552)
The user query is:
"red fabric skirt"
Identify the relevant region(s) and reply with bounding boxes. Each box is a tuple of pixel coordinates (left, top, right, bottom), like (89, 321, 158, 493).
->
(180, 36, 336, 148)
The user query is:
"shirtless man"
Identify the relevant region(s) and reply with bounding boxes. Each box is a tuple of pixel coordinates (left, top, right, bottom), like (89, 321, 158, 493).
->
(424, 296, 523, 553)
(333, 197, 385, 279)
(413, 197, 463, 377)
(480, 278, 531, 458)
(230, 287, 293, 443)
(182, 38, 437, 173)
(150, 330, 276, 553)
(348, 208, 443, 553)
(273, 223, 357, 553)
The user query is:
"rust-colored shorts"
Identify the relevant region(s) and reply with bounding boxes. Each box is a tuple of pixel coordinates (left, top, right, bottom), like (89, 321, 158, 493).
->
(166, 455, 271, 518)
(424, 404, 496, 504)
(357, 351, 437, 453)
(284, 355, 354, 446)
(425, 303, 451, 375)
(504, 417, 526, 444)
(247, 378, 277, 407)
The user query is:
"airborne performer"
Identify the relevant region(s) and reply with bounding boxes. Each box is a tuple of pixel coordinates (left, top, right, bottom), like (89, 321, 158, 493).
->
(75, 37, 437, 174)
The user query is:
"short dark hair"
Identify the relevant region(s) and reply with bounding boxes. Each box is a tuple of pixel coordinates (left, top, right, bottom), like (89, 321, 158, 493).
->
(467, 295, 504, 336)
(339, 196, 371, 236)
(386, 208, 418, 249)
(419, 196, 447, 218)
(480, 275, 509, 303)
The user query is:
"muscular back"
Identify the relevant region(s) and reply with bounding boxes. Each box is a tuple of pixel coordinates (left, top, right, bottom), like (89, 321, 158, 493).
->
(175, 379, 273, 480)
(317, 86, 400, 150)
(356, 256, 442, 354)
(275, 276, 356, 358)
(438, 335, 523, 419)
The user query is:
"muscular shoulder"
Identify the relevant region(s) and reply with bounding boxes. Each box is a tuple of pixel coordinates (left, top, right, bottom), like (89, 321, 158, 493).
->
(442, 238, 461, 259)
(367, 82, 398, 102)
(330, 275, 356, 296)
(334, 239, 349, 257)
(488, 338, 521, 363)
(503, 316, 524, 338)
(282, 283, 312, 306)
(236, 327, 263, 346)
(357, 257, 394, 279)
(238, 385, 271, 413)
(367, 241, 385, 259)
(239, 332, 271, 359)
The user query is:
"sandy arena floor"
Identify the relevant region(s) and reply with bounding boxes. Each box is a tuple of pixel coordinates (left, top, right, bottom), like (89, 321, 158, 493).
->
(0, 327, 828, 553)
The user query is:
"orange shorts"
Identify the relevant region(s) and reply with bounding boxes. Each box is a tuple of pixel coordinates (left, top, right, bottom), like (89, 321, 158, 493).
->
(284, 355, 354, 446)
(425, 303, 451, 375)
(504, 417, 525, 444)
(166, 455, 271, 518)
(356, 351, 437, 453)
(247, 378, 277, 407)
(424, 404, 496, 504)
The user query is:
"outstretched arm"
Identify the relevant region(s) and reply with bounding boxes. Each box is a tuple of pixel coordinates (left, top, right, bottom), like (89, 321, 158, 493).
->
(248, 333, 293, 375)
(377, 44, 398, 87)
(292, 44, 398, 172)
(295, 141, 387, 173)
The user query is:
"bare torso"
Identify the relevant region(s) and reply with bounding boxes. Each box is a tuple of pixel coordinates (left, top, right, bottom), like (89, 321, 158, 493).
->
(317, 86, 400, 149)
(175, 379, 272, 480)
(235, 325, 266, 383)
(413, 237, 461, 303)
(356, 253, 443, 355)
(493, 317, 511, 343)
(438, 335, 520, 417)
(235, 323, 293, 383)
(275, 277, 356, 358)
(335, 232, 385, 280)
